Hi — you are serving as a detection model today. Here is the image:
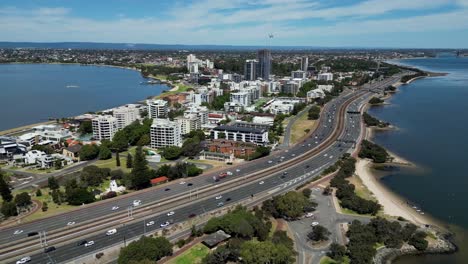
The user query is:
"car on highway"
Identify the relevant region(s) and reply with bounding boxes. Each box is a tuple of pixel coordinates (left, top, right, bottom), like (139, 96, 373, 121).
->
(85, 241, 94, 247)
(235, 169, 241, 172)
(164, 188, 171, 191)
(267, 160, 273, 164)
(111, 206, 119, 211)
(226, 171, 233, 176)
(16, 256, 31, 264)
(27, 232, 38, 237)
(13, 230, 23, 235)
(311, 221, 319, 227)
(259, 181, 264, 185)
(215, 195, 223, 200)
(132, 200, 142, 207)
(146, 221, 155, 226)
(305, 212, 314, 218)
(188, 213, 196, 218)
(179, 181, 186, 185)
(106, 229, 117, 236)
(77, 240, 87, 246)
(160, 221, 170, 228)
(217, 202, 224, 207)
(44, 246, 56, 253)
(67, 221, 75, 226)
(187, 183, 193, 186)
(167, 211, 175, 216)
(226, 197, 232, 202)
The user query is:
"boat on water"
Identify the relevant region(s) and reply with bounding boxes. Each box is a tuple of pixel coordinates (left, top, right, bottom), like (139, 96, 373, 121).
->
(140, 80, 160, 85)
(66, 85, 79, 88)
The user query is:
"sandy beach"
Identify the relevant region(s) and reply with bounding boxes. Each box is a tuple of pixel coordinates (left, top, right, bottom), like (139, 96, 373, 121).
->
(355, 158, 436, 226)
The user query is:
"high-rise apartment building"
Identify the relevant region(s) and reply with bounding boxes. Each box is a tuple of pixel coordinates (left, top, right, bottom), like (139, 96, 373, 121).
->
(257, 49, 271, 81)
(150, 119, 182, 148)
(147, 99, 168, 119)
(300, 56, 309, 71)
(113, 105, 141, 130)
(244, 59, 258, 81)
(92, 115, 118, 141)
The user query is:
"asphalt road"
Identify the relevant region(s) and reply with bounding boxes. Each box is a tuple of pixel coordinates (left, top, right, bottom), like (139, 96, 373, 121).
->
(2, 74, 406, 264)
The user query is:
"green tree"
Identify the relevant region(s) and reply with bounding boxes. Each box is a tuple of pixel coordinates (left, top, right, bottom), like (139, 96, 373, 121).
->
(137, 134, 150, 146)
(66, 188, 95, 205)
(308, 225, 331, 242)
(162, 146, 182, 160)
(98, 145, 112, 160)
(1, 201, 18, 217)
(128, 146, 150, 189)
(42, 201, 48, 212)
(36, 189, 42, 197)
(78, 120, 92, 134)
(126, 153, 133, 168)
(79, 144, 100, 160)
(273, 191, 315, 219)
(409, 231, 428, 251)
(116, 152, 121, 167)
(240, 240, 294, 264)
(118, 236, 173, 264)
(15, 192, 32, 207)
(327, 243, 346, 261)
(111, 130, 129, 151)
(0, 171, 13, 202)
(47, 177, 59, 191)
(308, 105, 321, 120)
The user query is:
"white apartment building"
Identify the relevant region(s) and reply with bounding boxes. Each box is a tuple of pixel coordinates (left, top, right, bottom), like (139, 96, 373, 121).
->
(318, 84, 334, 92)
(147, 99, 168, 119)
(150, 119, 182, 148)
(230, 92, 251, 107)
(307, 89, 326, 102)
(317, 73, 334, 81)
(176, 114, 201, 135)
(92, 115, 118, 141)
(113, 105, 141, 130)
(292, 70, 307, 79)
(185, 104, 209, 125)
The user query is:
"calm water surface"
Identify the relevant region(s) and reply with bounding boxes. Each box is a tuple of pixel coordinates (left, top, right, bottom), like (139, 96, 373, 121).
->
(370, 54, 468, 264)
(0, 64, 167, 131)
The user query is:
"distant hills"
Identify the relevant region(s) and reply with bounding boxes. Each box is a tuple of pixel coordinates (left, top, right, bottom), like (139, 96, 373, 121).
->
(0, 41, 382, 51)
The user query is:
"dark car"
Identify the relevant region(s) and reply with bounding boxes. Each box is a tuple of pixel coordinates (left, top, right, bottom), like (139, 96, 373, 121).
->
(188, 213, 196, 218)
(225, 198, 232, 202)
(77, 240, 87, 246)
(164, 188, 171, 191)
(44, 246, 56, 253)
(187, 183, 193, 186)
(27, 232, 39, 237)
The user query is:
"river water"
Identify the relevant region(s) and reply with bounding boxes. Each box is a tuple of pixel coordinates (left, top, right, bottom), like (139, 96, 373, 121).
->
(369, 54, 468, 264)
(0, 64, 167, 131)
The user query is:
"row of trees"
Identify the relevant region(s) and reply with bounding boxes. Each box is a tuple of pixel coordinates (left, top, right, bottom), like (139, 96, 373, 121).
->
(330, 156, 382, 215)
(118, 235, 173, 264)
(161, 130, 206, 160)
(1, 171, 33, 218)
(401, 72, 427, 83)
(152, 162, 203, 180)
(369, 97, 384, 105)
(359, 140, 390, 163)
(363, 112, 389, 128)
(328, 218, 427, 264)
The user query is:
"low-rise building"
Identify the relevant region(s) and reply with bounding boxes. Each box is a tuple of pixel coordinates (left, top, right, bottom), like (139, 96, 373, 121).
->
(206, 139, 257, 158)
(150, 119, 182, 148)
(0, 136, 27, 160)
(211, 124, 269, 145)
(63, 144, 82, 162)
(317, 73, 333, 81)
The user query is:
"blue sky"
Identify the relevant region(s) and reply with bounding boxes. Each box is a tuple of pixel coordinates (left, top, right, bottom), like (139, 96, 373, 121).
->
(1, 0, 468, 48)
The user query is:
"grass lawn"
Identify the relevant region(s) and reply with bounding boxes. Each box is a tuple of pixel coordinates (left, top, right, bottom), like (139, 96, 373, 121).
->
(320, 256, 350, 264)
(348, 175, 377, 202)
(94, 158, 131, 173)
(290, 110, 317, 145)
(166, 243, 210, 264)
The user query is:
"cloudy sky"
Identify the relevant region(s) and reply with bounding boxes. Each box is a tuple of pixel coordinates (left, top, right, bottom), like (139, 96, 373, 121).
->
(1, 0, 468, 48)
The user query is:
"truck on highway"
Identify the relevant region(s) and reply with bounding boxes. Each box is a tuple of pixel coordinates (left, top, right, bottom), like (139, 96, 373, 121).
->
(213, 172, 228, 182)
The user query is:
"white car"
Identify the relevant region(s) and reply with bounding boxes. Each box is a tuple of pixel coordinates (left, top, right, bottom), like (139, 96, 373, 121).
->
(13, 230, 23, 235)
(267, 160, 273, 164)
(111, 206, 119, 211)
(215, 195, 223, 200)
(311, 221, 319, 227)
(217, 202, 224, 207)
(146, 221, 155, 226)
(160, 221, 170, 228)
(179, 181, 186, 185)
(305, 212, 314, 218)
(235, 169, 241, 172)
(226, 171, 233, 176)
(16, 256, 31, 264)
(259, 181, 265, 185)
(106, 229, 117, 236)
(132, 200, 141, 207)
(85, 241, 95, 247)
(67, 221, 75, 226)
(167, 211, 175, 216)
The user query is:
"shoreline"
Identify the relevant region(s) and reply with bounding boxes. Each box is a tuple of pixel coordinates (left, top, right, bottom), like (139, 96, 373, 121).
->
(0, 62, 173, 135)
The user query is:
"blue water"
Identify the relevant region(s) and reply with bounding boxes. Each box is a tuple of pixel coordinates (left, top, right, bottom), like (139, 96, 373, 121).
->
(369, 54, 468, 264)
(0, 64, 167, 131)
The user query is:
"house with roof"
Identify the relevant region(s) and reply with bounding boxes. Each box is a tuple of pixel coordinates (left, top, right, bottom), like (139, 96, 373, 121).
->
(63, 144, 83, 162)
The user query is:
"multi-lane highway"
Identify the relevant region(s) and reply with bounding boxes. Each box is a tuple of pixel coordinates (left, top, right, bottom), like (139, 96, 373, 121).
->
(1, 73, 406, 264)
